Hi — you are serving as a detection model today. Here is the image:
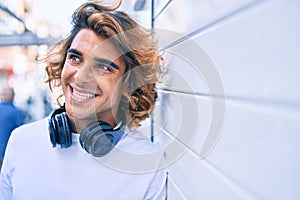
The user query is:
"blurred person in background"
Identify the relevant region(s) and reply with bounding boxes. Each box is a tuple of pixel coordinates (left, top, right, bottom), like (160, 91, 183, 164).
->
(0, 1, 167, 199)
(0, 84, 24, 170)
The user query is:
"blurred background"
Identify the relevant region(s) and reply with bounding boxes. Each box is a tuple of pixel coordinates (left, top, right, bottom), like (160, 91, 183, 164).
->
(1, 0, 300, 199)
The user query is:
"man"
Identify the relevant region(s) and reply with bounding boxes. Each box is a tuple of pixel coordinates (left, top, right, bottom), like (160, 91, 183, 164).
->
(0, 1, 166, 199)
(0, 84, 24, 170)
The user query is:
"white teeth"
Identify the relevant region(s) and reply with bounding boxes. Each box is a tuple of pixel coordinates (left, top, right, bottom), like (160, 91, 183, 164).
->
(73, 89, 96, 99)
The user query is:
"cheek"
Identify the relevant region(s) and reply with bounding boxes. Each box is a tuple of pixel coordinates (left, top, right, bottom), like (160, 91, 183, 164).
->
(96, 76, 122, 98)
(96, 77, 115, 91)
(61, 64, 75, 82)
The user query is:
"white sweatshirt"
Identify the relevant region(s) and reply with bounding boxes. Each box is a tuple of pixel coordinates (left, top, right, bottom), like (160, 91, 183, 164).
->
(0, 118, 166, 200)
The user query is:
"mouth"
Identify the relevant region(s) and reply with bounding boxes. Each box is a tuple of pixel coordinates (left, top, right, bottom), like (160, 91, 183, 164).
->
(69, 85, 100, 102)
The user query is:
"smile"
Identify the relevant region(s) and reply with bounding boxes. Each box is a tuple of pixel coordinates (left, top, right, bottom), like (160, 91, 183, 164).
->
(73, 89, 96, 99)
(70, 85, 99, 102)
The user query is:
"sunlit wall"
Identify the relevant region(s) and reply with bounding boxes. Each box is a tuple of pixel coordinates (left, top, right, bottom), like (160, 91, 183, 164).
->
(150, 0, 300, 199)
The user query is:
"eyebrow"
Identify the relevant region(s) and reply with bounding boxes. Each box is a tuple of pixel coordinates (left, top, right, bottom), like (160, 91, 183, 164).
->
(67, 48, 82, 56)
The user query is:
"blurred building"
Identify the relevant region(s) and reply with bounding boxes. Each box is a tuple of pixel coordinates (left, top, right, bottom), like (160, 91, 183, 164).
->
(0, 0, 60, 122)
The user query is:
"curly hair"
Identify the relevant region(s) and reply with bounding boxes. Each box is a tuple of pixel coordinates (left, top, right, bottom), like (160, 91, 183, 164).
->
(42, 1, 162, 128)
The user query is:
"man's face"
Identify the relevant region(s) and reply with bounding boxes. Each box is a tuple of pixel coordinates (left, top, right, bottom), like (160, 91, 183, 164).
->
(61, 28, 126, 130)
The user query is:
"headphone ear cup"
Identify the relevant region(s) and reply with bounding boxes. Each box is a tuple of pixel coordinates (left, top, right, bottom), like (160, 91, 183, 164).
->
(48, 115, 58, 148)
(79, 121, 123, 157)
(57, 112, 72, 148)
(48, 110, 72, 148)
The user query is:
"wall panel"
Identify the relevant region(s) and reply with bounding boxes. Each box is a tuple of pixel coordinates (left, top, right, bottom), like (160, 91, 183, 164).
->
(153, 0, 300, 199)
(154, 0, 257, 35)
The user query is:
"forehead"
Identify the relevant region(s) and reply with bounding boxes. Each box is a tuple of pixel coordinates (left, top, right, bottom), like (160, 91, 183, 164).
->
(70, 29, 125, 69)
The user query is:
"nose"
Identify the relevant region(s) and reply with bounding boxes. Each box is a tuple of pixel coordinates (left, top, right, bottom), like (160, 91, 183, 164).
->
(74, 61, 93, 83)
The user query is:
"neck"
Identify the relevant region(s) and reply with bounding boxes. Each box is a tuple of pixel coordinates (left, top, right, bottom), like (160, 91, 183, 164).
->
(68, 116, 117, 134)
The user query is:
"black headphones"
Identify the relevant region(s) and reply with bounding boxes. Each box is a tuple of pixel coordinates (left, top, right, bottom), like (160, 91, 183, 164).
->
(48, 107, 124, 157)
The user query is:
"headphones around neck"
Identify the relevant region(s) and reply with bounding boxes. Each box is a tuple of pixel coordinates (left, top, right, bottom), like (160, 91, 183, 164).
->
(48, 107, 124, 157)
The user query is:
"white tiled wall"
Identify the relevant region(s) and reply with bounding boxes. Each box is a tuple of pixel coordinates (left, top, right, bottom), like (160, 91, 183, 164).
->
(152, 0, 300, 199)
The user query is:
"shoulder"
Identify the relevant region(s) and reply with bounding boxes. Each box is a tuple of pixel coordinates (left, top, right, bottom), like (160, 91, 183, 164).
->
(119, 128, 163, 154)
(0, 103, 23, 115)
(100, 128, 166, 174)
(9, 118, 48, 144)
(13, 118, 47, 133)
(4, 118, 50, 164)
(14, 106, 24, 115)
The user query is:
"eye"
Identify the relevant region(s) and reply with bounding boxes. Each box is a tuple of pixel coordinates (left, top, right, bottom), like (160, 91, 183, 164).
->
(95, 64, 113, 72)
(66, 53, 82, 64)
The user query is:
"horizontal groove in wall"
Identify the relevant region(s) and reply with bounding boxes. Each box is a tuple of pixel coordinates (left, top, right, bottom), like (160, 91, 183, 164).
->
(157, 88, 300, 119)
(159, 0, 263, 51)
(160, 127, 201, 158)
(167, 174, 188, 200)
(157, 87, 217, 99)
(161, 128, 260, 200)
(200, 159, 261, 200)
(153, 0, 173, 20)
